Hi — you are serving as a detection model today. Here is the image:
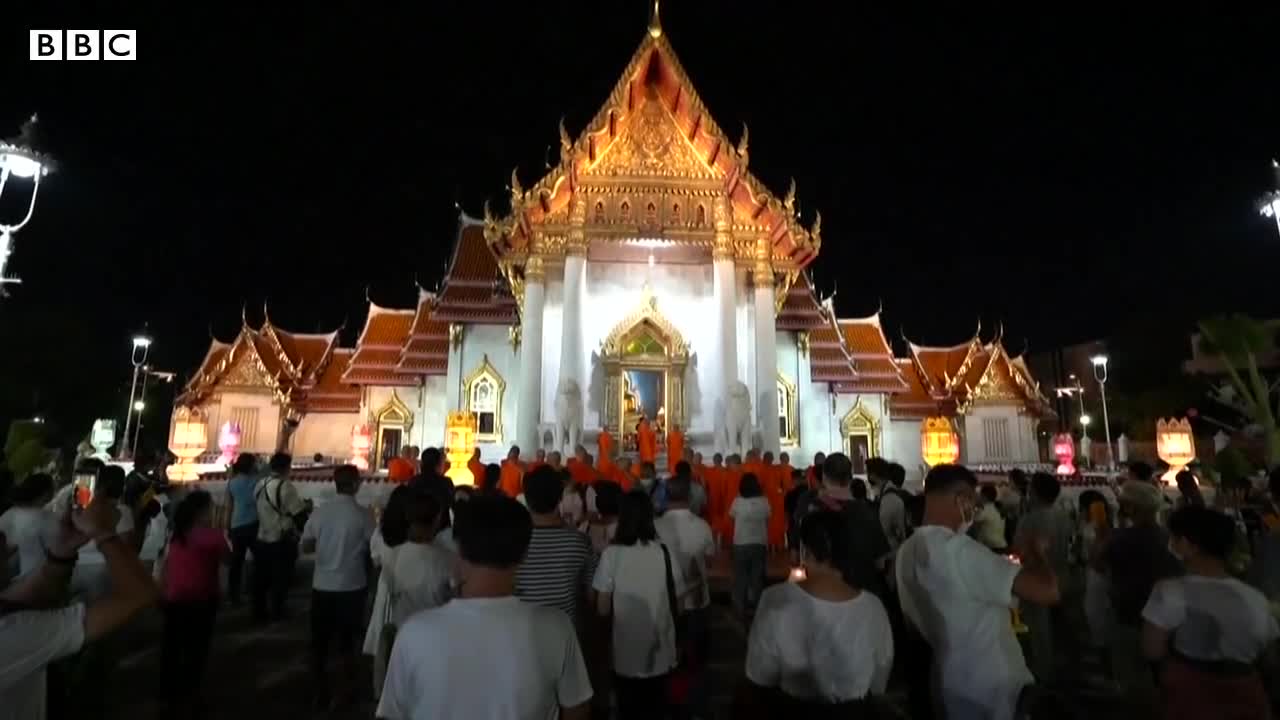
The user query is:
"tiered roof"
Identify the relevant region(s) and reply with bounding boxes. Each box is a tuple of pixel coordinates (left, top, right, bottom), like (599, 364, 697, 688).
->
(891, 330, 1054, 418)
(431, 215, 518, 325)
(341, 304, 417, 387)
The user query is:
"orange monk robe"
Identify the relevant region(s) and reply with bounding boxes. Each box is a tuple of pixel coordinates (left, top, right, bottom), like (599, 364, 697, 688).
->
(499, 459, 524, 497)
(637, 420, 657, 464)
(719, 467, 743, 539)
(569, 458, 596, 487)
(666, 430, 684, 474)
(608, 464, 633, 492)
(468, 458, 485, 488)
(704, 466, 725, 531)
(764, 464, 787, 547)
(597, 431, 615, 467)
(805, 466, 821, 490)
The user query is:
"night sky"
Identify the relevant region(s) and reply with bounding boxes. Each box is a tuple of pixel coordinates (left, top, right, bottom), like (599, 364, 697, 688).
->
(3, 2, 1279, 445)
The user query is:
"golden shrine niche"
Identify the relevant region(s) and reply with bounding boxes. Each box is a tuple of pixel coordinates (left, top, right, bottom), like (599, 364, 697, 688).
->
(600, 287, 689, 437)
(840, 401, 881, 475)
(373, 391, 414, 470)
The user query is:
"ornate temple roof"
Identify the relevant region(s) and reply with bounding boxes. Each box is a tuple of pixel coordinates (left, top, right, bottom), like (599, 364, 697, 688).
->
(776, 274, 827, 331)
(305, 349, 361, 412)
(432, 214, 519, 325)
(398, 289, 450, 375)
(835, 314, 910, 393)
(342, 303, 418, 387)
(893, 328, 1054, 418)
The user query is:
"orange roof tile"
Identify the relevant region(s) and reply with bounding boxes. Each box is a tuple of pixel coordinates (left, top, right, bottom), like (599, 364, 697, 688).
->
(304, 349, 361, 413)
(808, 319, 857, 384)
(344, 304, 418, 387)
(834, 315, 909, 393)
(777, 274, 826, 331)
(433, 217, 518, 325)
(889, 359, 944, 418)
(398, 290, 449, 376)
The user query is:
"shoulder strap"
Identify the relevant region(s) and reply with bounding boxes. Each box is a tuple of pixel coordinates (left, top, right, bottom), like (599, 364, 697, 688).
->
(659, 542, 679, 623)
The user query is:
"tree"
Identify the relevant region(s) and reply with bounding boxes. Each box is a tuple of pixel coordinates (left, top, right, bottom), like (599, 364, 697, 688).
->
(1196, 314, 1280, 466)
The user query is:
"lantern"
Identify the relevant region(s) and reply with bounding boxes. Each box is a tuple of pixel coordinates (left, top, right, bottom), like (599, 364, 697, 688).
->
(1156, 417, 1195, 485)
(1052, 433, 1075, 476)
(217, 421, 242, 466)
(350, 424, 372, 471)
(167, 407, 208, 482)
(445, 410, 478, 485)
(920, 416, 960, 467)
(90, 419, 116, 461)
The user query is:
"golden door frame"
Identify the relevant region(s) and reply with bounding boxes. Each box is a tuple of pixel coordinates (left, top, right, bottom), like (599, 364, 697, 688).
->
(600, 288, 690, 436)
(840, 400, 881, 459)
(373, 390, 415, 466)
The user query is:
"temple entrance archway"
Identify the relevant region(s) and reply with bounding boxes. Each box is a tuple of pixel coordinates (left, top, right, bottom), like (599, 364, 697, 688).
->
(599, 288, 689, 445)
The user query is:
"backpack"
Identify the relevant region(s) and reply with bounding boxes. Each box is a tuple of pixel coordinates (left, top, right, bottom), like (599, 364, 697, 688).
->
(875, 486, 916, 539)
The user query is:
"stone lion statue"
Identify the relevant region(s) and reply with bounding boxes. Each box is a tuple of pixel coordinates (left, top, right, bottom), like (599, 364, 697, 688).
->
(715, 381, 752, 457)
(554, 378, 584, 456)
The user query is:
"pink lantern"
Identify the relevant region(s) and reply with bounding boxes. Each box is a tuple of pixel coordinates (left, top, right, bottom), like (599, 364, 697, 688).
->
(217, 421, 242, 466)
(1053, 433, 1075, 476)
(350, 424, 371, 471)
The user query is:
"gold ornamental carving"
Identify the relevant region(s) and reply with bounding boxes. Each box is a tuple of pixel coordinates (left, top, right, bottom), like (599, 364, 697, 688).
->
(525, 255, 545, 282)
(599, 286, 689, 434)
(448, 323, 465, 351)
(586, 96, 717, 180)
(508, 325, 522, 351)
(796, 331, 810, 356)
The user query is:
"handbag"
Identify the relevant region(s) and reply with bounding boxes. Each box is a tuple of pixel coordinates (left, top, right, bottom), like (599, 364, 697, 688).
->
(659, 543, 692, 705)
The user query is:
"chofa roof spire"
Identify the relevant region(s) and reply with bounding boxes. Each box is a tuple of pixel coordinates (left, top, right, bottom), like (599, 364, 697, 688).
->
(648, 0, 662, 38)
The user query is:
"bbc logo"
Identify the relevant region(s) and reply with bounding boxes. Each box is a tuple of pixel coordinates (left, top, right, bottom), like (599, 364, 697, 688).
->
(30, 30, 136, 61)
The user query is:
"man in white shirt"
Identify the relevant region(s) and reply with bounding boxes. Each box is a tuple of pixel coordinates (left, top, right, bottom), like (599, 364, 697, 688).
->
(653, 467, 716, 718)
(253, 452, 306, 621)
(71, 466, 137, 601)
(0, 494, 158, 720)
(377, 496, 592, 720)
(895, 464, 1060, 720)
(302, 464, 374, 711)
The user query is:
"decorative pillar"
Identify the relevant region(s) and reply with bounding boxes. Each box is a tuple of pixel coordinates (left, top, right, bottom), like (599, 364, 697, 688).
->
(516, 256, 546, 456)
(713, 198, 739, 450)
(557, 200, 588, 447)
(753, 246, 780, 455)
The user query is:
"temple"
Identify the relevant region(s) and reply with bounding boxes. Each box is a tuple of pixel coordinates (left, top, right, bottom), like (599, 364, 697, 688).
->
(173, 12, 1053, 487)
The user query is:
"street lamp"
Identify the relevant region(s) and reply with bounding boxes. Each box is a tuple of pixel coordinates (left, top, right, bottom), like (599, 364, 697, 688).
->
(0, 115, 55, 288)
(119, 332, 153, 459)
(133, 400, 145, 412)
(1091, 354, 1114, 469)
(130, 366, 174, 458)
(1260, 159, 1280, 238)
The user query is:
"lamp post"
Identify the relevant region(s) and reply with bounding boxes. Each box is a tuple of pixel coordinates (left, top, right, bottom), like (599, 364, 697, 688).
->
(119, 333, 153, 459)
(1091, 354, 1114, 469)
(0, 115, 55, 288)
(1260, 159, 1280, 238)
(130, 367, 175, 458)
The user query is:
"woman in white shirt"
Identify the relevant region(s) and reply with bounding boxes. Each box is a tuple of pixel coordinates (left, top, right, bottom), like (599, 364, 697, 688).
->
(743, 510, 894, 716)
(592, 490, 685, 720)
(1142, 505, 1279, 720)
(0, 474, 58, 581)
(729, 473, 770, 618)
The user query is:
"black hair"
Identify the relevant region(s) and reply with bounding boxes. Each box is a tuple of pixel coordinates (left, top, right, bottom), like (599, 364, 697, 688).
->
(76, 458, 105, 475)
(403, 490, 441, 530)
(132, 449, 156, 471)
(1168, 505, 1235, 561)
(865, 457, 891, 480)
(1008, 468, 1028, 490)
(850, 477, 868, 500)
(380, 485, 414, 547)
(980, 484, 998, 502)
(455, 485, 475, 502)
(483, 463, 502, 492)
(613, 490, 658, 545)
(453, 496, 532, 568)
(269, 452, 292, 474)
(524, 466, 564, 514)
(1030, 472, 1061, 504)
(822, 453, 852, 486)
(13, 472, 54, 505)
(888, 463, 906, 488)
(96, 465, 126, 499)
(172, 490, 213, 545)
(1127, 461, 1154, 483)
(641, 461, 656, 478)
(924, 464, 977, 496)
(666, 476, 691, 503)
(594, 481, 622, 516)
(674, 460, 692, 480)
(334, 464, 360, 493)
(421, 447, 443, 472)
(738, 472, 762, 498)
(1078, 489, 1107, 512)
(231, 453, 256, 476)
(799, 511, 851, 576)
(1175, 470, 1197, 488)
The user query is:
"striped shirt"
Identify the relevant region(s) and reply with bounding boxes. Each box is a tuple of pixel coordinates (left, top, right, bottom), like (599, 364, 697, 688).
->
(515, 525, 595, 621)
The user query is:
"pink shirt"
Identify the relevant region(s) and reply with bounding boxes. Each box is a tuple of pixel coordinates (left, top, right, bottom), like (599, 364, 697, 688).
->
(164, 526, 228, 602)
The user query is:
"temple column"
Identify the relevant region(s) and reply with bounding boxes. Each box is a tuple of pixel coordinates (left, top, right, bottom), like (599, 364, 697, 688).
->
(713, 198, 738, 452)
(753, 253, 780, 455)
(516, 256, 545, 456)
(556, 204, 588, 453)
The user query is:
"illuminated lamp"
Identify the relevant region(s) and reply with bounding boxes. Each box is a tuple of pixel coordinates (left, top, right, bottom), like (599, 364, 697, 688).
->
(167, 407, 208, 482)
(1053, 433, 1075, 476)
(217, 421, 242, 466)
(1156, 417, 1195, 485)
(920, 416, 960, 467)
(350, 424, 372, 471)
(445, 410, 478, 485)
(90, 419, 116, 461)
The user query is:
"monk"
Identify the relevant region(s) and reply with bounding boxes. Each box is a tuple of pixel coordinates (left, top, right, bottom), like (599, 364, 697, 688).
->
(666, 424, 685, 474)
(705, 453, 725, 534)
(387, 446, 416, 483)
(547, 451, 563, 472)
(611, 456, 634, 492)
(528, 448, 547, 472)
(720, 454, 744, 540)
(805, 451, 827, 490)
(499, 445, 524, 497)
(762, 451, 786, 549)
(597, 429, 615, 470)
(637, 416, 658, 466)
(569, 446, 595, 486)
(467, 448, 485, 487)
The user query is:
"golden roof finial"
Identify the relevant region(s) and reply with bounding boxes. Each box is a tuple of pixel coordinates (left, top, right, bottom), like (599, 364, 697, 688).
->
(648, 0, 662, 38)
(783, 178, 797, 215)
(736, 122, 749, 164)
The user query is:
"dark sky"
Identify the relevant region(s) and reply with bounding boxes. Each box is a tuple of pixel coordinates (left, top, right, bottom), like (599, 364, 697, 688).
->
(3, 2, 1279, 442)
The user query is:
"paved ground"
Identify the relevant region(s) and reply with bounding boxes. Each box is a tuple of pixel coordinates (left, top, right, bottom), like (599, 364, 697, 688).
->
(76, 552, 1135, 720)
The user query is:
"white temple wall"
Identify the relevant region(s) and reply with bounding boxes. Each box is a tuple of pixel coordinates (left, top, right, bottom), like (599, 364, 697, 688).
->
(887, 417, 927, 492)
(418, 375, 448, 449)
(197, 391, 281, 455)
(776, 332, 806, 460)
(962, 406, 1039, 464)
(292, 412, 359, 460)
(455, 324, 518, 460)
(541, 274, 564, 429)
(800, 382, 835, 462)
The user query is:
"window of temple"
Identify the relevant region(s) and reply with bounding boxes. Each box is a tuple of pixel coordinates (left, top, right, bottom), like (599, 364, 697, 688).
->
(695, 204, 706, 227)
(982, 417, 1011, 459)
(777, 373, 798, 446)
(594, 200, 606, 224)
(620, 200, 631, 223)
(230, 407, 260, 452)
(374, 391, 414, 469)
(645, 201, 657, 225)
(464, 354, 506, 442)
(671, 202, 681, 225)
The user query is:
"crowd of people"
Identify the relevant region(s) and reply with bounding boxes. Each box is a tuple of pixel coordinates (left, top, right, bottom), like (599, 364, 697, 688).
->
(1, 440, 1279, 720)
